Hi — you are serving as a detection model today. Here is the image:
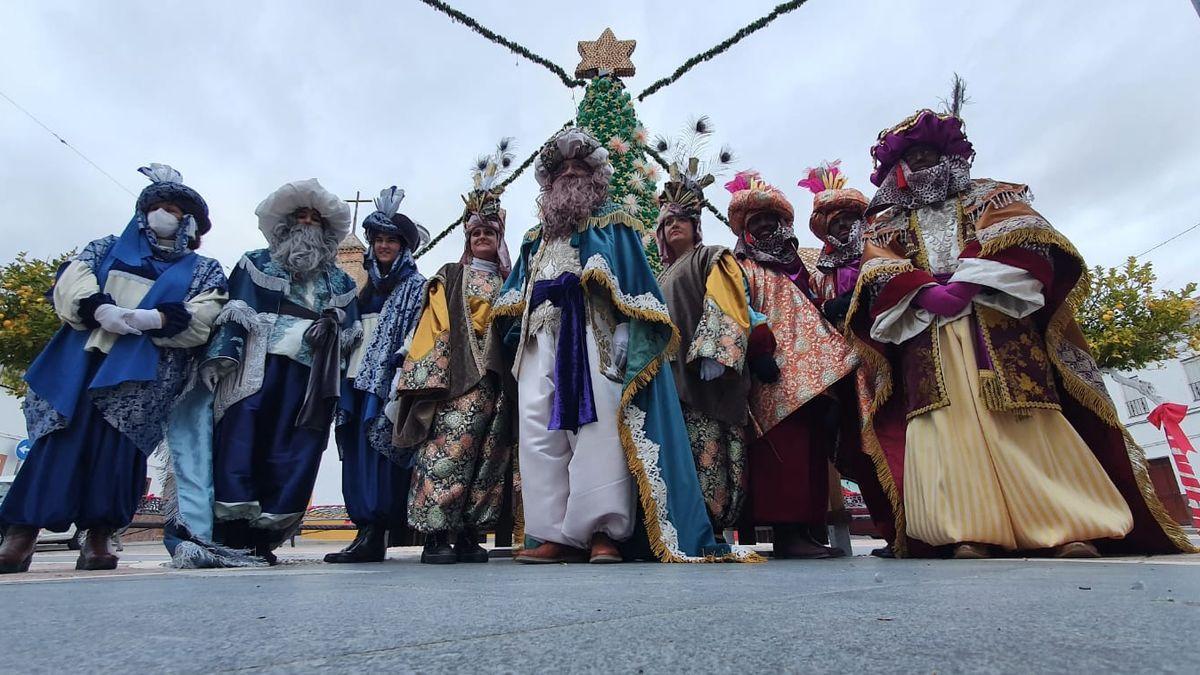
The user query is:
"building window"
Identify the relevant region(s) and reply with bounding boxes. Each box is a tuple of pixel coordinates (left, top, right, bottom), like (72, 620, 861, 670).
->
(1119, 376, 1150, 417)
(1126, 397, 1149, 417)
(1184, 358, 1200, 402)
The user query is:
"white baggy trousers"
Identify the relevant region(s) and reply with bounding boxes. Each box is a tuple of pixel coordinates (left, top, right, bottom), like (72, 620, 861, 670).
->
(517, 324, 636, 549)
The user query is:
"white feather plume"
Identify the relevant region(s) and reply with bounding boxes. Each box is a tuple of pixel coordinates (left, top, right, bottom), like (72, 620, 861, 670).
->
(373, 186, 405, 218)
(138, 163, 183, 184)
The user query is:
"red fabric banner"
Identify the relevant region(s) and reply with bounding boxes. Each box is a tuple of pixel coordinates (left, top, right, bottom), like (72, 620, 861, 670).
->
(1148, 402, 1200, 529)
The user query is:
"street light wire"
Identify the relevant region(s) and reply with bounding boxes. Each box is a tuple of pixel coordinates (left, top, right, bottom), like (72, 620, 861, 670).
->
(0, 87, 136, 197)
(1135, 221, 1200, 259)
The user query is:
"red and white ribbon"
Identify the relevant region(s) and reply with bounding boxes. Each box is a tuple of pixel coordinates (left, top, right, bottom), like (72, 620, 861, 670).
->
(1148, 402, 1200, 529)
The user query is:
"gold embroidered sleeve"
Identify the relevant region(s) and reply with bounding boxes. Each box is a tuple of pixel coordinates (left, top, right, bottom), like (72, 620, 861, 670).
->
(686, 253, 751, 371)
(397, 280, 451, 393)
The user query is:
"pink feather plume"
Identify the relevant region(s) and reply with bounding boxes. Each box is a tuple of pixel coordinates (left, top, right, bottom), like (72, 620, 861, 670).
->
(724, 170, 758, 194)
(796, 160, 844, 194)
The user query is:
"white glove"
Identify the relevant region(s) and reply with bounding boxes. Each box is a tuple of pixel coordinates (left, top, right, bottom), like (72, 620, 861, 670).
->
(699, 357, 725, 382)
(94, 303, 140, 335)
(125, 308, 164, 332)
(200, 360, 234, 391)
(613, 323, 629, 373)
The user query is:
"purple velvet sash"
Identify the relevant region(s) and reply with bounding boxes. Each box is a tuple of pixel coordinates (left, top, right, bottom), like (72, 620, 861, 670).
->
(530, 272, 597, 432)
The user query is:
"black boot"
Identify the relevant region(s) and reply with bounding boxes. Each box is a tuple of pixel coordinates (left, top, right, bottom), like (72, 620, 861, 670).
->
(324, 525, 386, 563)
(420, 531, 457, 564)
(454, 529, 489, 563)
(213, 519, 252, 550)
(249, 528, 279, 566)
(0, 525, 39, 574)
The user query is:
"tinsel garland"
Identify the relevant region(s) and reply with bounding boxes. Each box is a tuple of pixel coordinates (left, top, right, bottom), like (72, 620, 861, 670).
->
(414, 119, 573, 260)
(636, 0, 809, 101)
(416, 0, 587, 89)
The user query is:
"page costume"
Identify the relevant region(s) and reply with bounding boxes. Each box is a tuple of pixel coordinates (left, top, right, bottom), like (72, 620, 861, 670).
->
(725, 171, 859, 551)
(327, 187, 427, 563)
(0, 164, 226, 573)
(392, 146, 516, 564)
(799, 162, 897, 548)
(653, 154, 753, 532)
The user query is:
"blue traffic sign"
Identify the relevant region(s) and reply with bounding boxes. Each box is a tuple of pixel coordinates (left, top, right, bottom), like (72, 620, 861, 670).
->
(14, 439, 31, 461)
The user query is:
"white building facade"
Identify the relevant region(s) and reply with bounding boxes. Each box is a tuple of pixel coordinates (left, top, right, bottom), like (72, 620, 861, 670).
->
(1102, 352, 1200, 465)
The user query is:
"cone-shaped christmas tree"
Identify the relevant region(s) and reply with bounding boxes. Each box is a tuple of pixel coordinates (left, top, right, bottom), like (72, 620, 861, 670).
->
(574, 29, 663, 272)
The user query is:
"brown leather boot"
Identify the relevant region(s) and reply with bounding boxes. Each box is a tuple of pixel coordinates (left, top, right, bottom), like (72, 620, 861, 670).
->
(773, 524, 838, 559)
(514, 541, 570, 564)
(76, 528, 119, 571)
(1052, 541, 1100, 559)
(589, 533, 622, 564)
(952, 542, 992, 559)
(0, 526, 39, 574)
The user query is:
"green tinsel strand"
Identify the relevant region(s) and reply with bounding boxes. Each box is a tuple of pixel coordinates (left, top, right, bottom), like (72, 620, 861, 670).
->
(637, 0, 810, 101)
(417, 0, 586, 89)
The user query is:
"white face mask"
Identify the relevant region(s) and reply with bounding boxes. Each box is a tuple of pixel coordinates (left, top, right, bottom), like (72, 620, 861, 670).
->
(146, 208, 180, 238)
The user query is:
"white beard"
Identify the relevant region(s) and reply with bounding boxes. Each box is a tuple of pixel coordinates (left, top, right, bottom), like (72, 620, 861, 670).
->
(268, 218, 339, 277)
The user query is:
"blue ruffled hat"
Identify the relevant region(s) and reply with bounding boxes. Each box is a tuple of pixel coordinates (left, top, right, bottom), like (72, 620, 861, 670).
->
(361, 186, 429, 251)
(134, 163, 211, 235)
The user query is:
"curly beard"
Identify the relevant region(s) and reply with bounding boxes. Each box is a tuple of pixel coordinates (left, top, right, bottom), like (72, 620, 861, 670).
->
(267, 216, 340, 277)
(538, 172, 609, 240)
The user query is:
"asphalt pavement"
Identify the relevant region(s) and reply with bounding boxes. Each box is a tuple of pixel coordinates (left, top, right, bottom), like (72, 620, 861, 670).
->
(0, 539, 1197, 673)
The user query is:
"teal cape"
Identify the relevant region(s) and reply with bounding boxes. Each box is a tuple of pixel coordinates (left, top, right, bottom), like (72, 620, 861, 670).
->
(494, 203, 760, 562)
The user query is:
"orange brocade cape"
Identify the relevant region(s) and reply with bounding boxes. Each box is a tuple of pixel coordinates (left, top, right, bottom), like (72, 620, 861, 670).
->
(740, 258, 858, 438)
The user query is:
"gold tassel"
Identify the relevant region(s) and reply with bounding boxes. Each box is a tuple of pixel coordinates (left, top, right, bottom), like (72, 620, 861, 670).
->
(978, 369, 1008, 411)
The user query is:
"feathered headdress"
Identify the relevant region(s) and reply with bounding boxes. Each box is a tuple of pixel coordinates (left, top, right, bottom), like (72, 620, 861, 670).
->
(724, 170, 794, 235)
(797, 160, 847, 194)
(459, 139, 515, 278)
(462, 137, 516, 221)
(799, 159, 868, 239)
(373, 185, 405, 218)
(869, 73, 975, 187)
(654, 116, 735, 219)
(361, 185, 426, 251)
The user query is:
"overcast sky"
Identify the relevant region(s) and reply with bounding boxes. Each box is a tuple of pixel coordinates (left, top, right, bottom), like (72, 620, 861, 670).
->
(3, 1, 1198, 502)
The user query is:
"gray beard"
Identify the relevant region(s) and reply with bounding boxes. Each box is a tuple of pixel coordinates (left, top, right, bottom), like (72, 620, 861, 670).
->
(539, 174, 609, 240)
(268, 218, 339, 277)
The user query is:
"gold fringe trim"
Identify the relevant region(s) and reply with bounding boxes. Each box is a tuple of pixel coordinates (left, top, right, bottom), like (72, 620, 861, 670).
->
(978, 369, 1007, 411)
(844, 258, 915, 331)
(904, 324, 951, 421)
(580, 209, 647, 234)
(511, 454, 525, 552)
(583, 265, 750, 563)
(491, 299, 526, 320)
(1001, 225, 1200, 554)
(843, 335, 908, 556)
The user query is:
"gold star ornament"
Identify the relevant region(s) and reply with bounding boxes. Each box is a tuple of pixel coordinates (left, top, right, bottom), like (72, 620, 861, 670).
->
(575, 28, 636, 79)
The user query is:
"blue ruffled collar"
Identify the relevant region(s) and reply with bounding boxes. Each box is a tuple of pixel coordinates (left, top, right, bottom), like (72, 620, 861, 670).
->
(366, 249, 417, 291)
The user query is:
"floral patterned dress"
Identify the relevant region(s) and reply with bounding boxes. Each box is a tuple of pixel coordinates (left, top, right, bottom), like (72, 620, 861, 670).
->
(401, 262, 512, 534)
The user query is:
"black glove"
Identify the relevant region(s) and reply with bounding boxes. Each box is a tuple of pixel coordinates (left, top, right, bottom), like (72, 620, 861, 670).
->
(748, 353, 780, 383)
(387, 350, 405, 371)
(822, 291, 853, 325)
